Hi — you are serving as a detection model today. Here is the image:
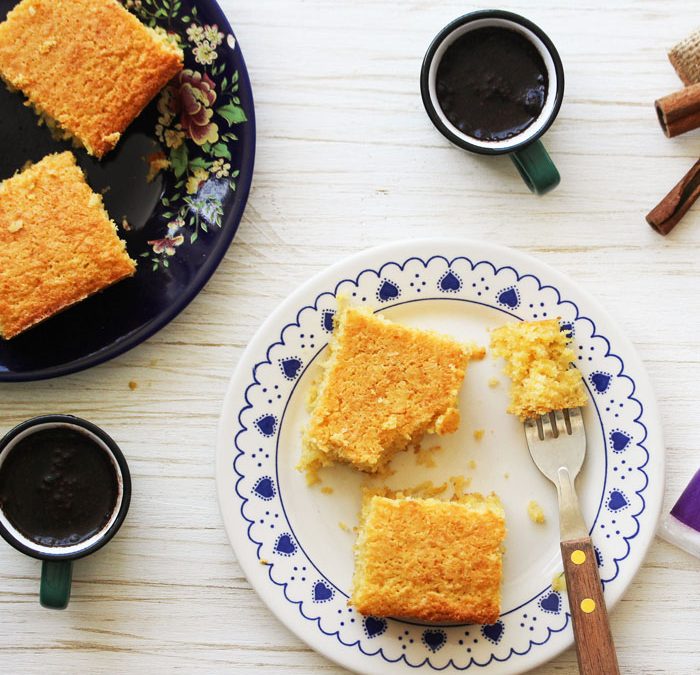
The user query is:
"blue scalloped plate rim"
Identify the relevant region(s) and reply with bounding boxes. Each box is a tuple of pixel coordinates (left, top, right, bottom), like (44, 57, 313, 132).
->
(0, 0, 255, 381)
(215, 239, 665, 675)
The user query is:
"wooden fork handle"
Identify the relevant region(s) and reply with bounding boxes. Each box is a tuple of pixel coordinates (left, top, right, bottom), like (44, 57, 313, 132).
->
(561, 537, 620, 675)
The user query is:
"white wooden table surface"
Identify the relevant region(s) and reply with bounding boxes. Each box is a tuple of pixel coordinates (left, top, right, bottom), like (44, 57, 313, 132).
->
(1, 1, 699, 673)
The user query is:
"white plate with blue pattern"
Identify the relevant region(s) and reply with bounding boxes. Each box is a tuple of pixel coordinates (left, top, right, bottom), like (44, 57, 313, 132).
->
(216, 239, 664, 674)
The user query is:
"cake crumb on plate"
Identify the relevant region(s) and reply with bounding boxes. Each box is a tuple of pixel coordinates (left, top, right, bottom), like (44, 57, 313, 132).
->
(449, 474, 472, 499)
(552, 572, 566, 592)
(527, 499, 546, 524)
(415, 444, 441, 468)
(146, 151, 170, 182)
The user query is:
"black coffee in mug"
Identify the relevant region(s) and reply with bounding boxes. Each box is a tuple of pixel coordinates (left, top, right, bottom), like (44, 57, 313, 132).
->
(435, 27, 548, 142)
(420, 10, 565, 194)
(0, 416, 131, 609)
(0, 427, 118, 548)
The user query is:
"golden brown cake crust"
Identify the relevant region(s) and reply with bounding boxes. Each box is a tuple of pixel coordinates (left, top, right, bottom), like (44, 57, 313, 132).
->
(0, 152, 135, 338)
(490, 319, 587, 419)
(0, 0, 183, 157)
(299, 304, 485, 477)
(351, 493, 506, 624)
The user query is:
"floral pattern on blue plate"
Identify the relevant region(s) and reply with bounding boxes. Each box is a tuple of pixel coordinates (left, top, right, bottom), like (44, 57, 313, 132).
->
(126, 0, 248, 269)
(0, 0, 254, 381)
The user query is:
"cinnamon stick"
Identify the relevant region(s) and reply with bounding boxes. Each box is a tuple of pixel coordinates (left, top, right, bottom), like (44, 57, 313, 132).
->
(655, 82, 700, 137)
(646, 158, 700, 234)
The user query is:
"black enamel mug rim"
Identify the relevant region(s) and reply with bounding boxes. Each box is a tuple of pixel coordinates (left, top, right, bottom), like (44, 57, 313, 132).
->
(0, 414, 131, 562)
(420, 9, 565, 156)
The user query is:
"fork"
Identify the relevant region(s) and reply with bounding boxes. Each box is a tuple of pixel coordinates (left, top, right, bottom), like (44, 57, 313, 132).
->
(524, 408, 620, 675)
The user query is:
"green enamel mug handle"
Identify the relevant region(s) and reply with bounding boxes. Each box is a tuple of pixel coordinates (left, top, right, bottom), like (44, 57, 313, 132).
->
(510, 139, 560, 195)
(40, 560, 73, 609)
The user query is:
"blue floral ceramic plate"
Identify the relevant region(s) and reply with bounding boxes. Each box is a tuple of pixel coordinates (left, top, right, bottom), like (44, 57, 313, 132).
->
(216, 239, 664, 674)
(0, 0, 254, 381)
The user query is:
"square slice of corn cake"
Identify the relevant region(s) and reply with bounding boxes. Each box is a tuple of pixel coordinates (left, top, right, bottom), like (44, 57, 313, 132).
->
(490, 319, 587, 420)
(0, 152, 135, 339)
(351, 492, 506, 623)
(0, 0, 183, 158)
(299, 304, 485, 479)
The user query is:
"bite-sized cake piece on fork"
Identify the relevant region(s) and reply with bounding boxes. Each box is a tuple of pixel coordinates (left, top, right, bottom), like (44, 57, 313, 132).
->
(0, 0, 183, 157)
(298, 302, 485, 480)
(0, 152, 135, 339)
(351, 491, 506, 623)
(490, 319, 587, 420)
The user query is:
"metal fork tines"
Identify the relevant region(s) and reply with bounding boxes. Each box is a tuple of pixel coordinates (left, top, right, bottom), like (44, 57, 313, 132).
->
(524, 407, 588, 541)
(528, 408, 579, 441)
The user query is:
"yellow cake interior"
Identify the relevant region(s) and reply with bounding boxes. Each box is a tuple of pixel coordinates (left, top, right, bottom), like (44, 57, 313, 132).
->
(490, 319, 587, 419)
(298, 302, 485, 481)
(351, 490, 505, 624)
(0, 0, 183, 157)
(0, 151, 135, 339)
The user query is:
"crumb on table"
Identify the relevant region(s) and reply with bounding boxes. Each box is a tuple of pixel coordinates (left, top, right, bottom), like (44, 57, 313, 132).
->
(467, 459, 477, 470)
(128, 380, 138, 390)
(488, 377, 500, 388)
(473, 429, 485, 441)
(527, 499, 546, 524)
(320, 486, 334, 495)
(338, 521, 351, 533)
(259, 558, 268, 565)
